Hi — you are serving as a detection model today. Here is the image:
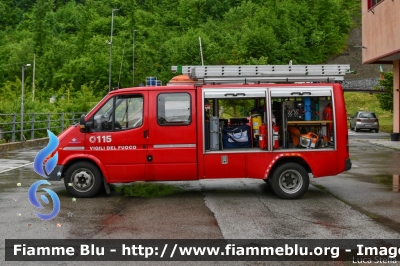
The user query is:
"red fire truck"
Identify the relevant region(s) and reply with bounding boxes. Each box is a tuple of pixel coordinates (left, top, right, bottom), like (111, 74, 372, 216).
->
(48, 65, 352, 199)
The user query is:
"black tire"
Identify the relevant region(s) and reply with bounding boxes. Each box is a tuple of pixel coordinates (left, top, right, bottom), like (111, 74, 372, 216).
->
(355, 126, 359, 132)
(270, 163, 309, 199)
(375, 129, 379, 133)
(64, 162, 102, 198)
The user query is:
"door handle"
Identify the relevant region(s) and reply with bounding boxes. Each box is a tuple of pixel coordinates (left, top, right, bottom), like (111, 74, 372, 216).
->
(224, 93, 246, 97)
(290, 92, 312, 96)
(143, 130, 147, 138)
(147, 155, 153, 162)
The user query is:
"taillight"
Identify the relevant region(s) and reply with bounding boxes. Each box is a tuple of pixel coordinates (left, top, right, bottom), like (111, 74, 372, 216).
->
(375, 118, 378, 122)
(356, 118, 361, 122)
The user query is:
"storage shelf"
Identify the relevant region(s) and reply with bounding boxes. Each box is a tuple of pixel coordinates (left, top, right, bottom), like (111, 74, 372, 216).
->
(287, 120, 333, 125)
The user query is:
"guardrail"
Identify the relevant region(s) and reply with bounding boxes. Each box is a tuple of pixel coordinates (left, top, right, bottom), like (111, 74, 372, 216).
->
(0, 112, 85, 142)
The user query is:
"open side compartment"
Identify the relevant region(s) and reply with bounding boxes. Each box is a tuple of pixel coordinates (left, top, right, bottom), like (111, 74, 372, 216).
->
(203, 88, 271, 152)
(271, 86, 336, 150)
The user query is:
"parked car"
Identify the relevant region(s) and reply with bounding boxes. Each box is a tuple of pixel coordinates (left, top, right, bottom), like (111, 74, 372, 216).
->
(349, 111, 379, 132)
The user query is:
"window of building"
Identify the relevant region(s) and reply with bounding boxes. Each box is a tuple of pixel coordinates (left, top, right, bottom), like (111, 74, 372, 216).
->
(157, 93, 191, 125)
(368, 0, 383, 9)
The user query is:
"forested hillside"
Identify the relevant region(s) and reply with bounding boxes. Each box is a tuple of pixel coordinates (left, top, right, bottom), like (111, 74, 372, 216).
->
(0, 0, 359, 113)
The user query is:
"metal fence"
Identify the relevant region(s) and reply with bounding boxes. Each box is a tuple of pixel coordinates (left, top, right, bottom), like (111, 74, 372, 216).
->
(0, 112, 85, 142)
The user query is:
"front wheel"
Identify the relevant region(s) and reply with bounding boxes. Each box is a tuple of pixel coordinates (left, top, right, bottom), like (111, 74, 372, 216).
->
(270, 163, 309, 199)
(64, 162, 102, 198)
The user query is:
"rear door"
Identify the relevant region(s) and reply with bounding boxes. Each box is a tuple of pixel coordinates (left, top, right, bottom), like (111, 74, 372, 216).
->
(85, 92, 149, 182)
(146, 90, 198, 181)
(359, 112, 377, 127)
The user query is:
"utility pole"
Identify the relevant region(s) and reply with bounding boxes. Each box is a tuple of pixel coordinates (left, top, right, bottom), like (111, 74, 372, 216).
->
(32, 54, 36, 102)
(21, 64, 31, 141)
(132, 30, 137, 86)
(108, 9, 119, 93)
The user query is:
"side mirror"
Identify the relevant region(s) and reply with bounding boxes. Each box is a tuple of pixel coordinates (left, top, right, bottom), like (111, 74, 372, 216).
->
(79, 114, 92, 133)
(79, 115, 87, 132)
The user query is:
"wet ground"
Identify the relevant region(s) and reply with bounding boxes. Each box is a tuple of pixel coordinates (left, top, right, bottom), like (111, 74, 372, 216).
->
(312, 130, 400, 235)
(1, 130, 400, 265)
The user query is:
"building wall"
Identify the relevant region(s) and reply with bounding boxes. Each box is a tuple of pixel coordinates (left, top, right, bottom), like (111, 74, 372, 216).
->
(362, 0, 400, 64)
(394, 60, 399, 133)
(362, 0, 400, 133)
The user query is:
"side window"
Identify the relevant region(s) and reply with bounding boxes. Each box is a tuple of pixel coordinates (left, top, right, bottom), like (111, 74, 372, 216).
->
(115, 96, 143, 129)
(92, 95, 143, 132)
(157, 93, 191, 125)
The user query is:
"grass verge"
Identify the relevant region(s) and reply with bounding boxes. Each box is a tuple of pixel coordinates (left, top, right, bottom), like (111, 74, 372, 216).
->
(344, 92, 393, 133)
(112, 182, 184, 198)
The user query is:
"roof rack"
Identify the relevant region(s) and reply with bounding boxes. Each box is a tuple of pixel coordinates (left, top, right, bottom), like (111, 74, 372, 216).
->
(171, 65, 351, 84)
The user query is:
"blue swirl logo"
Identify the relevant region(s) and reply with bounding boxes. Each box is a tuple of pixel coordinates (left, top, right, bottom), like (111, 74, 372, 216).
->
(34, 130, 59, 178)
(28, 180, 60, 220)
(29, 130, 60, 220)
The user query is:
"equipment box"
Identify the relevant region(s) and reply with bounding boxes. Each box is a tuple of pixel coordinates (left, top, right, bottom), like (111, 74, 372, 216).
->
(284, 101, 304, 121)
(210, 116, 220, 151)
(230, 118, 249, 126)
(286, 108, 304, 121)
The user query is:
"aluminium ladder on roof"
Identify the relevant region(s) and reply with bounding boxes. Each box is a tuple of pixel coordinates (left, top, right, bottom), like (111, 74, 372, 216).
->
(171, 65, 351, 83)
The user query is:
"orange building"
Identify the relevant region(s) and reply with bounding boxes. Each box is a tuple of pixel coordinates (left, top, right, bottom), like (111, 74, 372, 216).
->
(362, 0, 400, 133)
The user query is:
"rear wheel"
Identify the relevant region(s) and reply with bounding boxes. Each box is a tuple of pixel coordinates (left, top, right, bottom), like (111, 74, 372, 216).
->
(270, 163, 309, 199)
(354, 125, 359, 132)
(64, 162, 102, 198)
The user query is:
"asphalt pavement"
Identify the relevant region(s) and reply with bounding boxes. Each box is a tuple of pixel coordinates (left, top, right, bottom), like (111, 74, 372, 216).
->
(1, 130, 400, 266)
(348, 129, 400, 150)
(359, 138, 400, 150)
(311, 129, 400, 235)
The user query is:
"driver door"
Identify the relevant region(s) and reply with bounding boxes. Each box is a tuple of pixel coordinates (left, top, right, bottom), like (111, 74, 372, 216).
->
(85, 93, 149, 182)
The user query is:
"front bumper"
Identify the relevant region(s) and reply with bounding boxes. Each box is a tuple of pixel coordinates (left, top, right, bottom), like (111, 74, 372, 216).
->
(45, 165, 64, 181)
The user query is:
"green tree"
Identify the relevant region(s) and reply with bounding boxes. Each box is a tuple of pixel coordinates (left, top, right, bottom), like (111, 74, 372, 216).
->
(31, 0, 55, 56)
(0, 0, 360, 112)
(375, 72, 393, 112)
(0, 0, 24, 30)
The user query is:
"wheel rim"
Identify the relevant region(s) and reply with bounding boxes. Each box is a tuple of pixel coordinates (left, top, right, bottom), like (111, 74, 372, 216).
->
(71, 168, 95, 192)
(278, 169, 303, 194)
